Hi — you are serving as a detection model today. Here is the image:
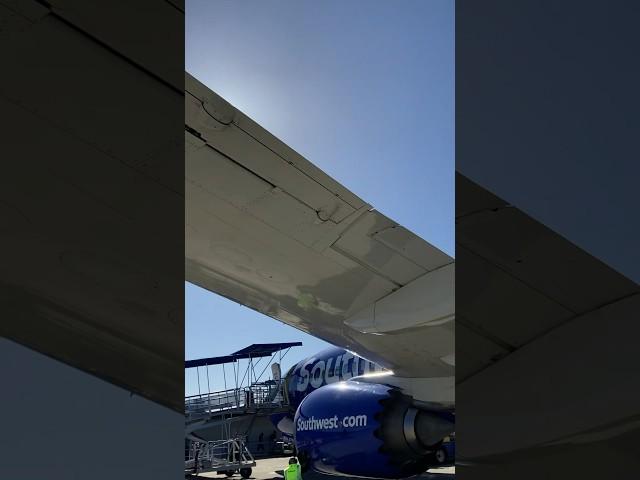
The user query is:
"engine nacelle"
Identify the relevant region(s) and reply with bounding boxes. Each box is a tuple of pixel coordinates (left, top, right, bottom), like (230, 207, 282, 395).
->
(294, 380, 454, 479)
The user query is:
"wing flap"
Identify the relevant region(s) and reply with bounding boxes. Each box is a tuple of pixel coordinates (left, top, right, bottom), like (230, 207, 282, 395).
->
(332, 211, 427, 286)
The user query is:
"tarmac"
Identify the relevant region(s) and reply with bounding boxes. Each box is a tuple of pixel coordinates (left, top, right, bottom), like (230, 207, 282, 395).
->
(194, 457, 454, 480)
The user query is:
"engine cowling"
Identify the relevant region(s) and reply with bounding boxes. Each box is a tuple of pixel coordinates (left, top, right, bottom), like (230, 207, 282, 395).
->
(294, 380, 454, 478)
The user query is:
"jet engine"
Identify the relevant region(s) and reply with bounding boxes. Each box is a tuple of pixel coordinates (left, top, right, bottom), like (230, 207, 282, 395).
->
(294, 380, 454, 478)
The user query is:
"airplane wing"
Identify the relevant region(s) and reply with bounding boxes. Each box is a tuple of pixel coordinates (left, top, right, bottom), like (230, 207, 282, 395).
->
(1, 1, 184, 412)
(185, 72, 454, 381)
(456, 173, 640, 466)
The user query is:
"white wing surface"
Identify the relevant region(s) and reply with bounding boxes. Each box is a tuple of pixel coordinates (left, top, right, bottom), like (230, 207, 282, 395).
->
(185, 72, 454, 380)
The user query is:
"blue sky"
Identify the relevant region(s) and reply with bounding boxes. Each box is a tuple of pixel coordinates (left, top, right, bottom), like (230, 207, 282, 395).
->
(185, 0, 454, 395)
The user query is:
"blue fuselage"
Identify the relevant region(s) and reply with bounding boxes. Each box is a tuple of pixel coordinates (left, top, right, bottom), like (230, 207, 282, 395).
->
(285, 346, 384, 410)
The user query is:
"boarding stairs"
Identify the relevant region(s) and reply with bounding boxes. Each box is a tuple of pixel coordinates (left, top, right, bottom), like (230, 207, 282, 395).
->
(185, 437, 256, 476)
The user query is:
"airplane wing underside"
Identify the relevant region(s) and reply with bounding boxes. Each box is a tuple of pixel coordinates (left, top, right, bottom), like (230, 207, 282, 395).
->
(185, 72, 455, 380)
(456, 174, 640, 461)
(0, 1, 184, 412)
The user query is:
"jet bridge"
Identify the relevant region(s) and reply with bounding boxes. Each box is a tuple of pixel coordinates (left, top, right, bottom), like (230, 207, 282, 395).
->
(185, 342, 301, 458)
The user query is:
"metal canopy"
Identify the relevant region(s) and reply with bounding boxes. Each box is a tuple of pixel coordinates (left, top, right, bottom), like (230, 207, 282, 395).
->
(185, 355, 239, 369)
(231, 342, 302, 357)
(185, 342, 302, 369)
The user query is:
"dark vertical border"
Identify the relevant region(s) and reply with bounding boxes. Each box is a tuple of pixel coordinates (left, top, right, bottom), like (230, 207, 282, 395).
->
(0, 1, 185, 477)
(457, 1, 640, 478)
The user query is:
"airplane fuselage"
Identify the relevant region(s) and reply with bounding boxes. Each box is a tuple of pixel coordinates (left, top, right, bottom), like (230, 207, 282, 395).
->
(285, 346, 385, 408)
